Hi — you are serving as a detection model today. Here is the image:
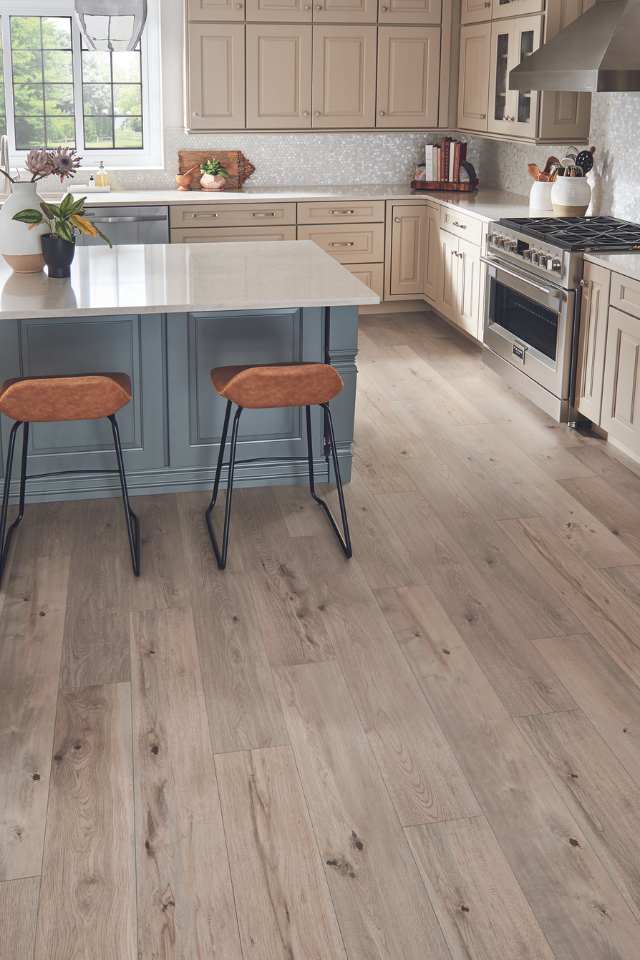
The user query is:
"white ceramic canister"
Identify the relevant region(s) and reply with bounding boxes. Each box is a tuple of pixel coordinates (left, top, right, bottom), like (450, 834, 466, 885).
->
(551, 174, 591, 217)
(529, 180, 554, 214)
(0, 181, 47, 272)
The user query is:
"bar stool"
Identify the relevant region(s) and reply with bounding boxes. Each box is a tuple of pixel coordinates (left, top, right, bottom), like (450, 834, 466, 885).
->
(206, 362, 352, 570)
(0, 373, 141, 586)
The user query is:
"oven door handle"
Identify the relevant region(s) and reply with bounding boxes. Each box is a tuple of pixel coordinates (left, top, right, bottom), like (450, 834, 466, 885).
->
(483, 258, 566, 302)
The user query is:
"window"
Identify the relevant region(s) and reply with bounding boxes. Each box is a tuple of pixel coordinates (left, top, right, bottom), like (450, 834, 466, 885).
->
(0, 1, 162, 168)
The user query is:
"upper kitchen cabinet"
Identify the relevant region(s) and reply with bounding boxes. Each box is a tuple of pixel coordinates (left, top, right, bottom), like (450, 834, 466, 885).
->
(457, 22, 491, 131)
(187, 24, 245, 129)
(376, 27, 440, 127)
(246, 25, 312, 128)
(492, 0, 544, 19)
(487, 15, 541, 139)
(312, 26, 377, 127)
(537, 0, 592, 142)
(378, 0, 441, 25)
(313, 0, 377, 22)
(245, 0, 312, 20)
(187, 0, 245, 20)
(460, 0, 492, 23)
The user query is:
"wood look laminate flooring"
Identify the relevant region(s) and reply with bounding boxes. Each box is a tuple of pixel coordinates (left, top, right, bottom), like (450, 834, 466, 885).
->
(4, 310, 640, 959)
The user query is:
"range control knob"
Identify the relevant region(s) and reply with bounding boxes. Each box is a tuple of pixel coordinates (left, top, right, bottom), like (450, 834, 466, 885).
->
(551, 258, 562, 273)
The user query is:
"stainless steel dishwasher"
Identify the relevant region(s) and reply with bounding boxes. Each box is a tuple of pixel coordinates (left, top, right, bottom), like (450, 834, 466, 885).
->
(77, 204, 170, 246)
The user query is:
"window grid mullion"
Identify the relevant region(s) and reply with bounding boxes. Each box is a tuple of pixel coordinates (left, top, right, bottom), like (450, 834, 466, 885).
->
(1, 15, 17, 158)
(71, 18, 84, 152)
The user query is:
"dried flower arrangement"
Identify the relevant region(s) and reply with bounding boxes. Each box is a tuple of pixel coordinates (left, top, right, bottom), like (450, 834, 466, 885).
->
(0, 146, 82, 186)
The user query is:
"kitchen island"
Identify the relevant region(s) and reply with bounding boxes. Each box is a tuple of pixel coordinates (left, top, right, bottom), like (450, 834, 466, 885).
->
(0, 240, 378, 502)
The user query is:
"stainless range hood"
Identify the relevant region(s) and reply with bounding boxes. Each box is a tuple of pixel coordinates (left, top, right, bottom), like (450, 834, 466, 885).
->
(510, 0, 640, 93)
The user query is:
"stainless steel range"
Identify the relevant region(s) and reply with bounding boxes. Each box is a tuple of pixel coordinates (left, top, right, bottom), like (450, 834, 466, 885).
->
(482, 216, 640, 422)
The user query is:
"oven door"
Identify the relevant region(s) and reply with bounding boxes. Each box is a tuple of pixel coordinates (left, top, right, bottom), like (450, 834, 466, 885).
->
(483, 258, 575, 400)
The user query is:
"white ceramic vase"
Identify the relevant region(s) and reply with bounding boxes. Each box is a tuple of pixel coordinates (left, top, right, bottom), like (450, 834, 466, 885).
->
(0, 181, 47, 273)
(529, 180, 554, 215)
(551, 175, 591, 217)
(200, 172, 226, 191)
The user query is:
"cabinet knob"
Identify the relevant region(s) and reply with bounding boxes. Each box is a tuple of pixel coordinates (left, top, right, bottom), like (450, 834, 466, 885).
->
(379, 110, 386, 116)
(479, 113, 487, 119)
(314, 110, 321, 116)
(303, 110, 310, 116)
(394, 217, 401, 222)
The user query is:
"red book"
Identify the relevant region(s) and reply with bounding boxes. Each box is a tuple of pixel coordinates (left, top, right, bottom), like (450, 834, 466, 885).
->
(453, 141, 462, 182)
(441, 138, 450, 181)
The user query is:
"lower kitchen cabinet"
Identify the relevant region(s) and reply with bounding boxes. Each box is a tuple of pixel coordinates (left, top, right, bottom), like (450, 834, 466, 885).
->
(576, 260, 610, 424)
(344, 262, 384, 299)
(601, 306, 640, 458)
(172, 225, 297, 243)
(387, 203, 425, 298)
(422, 202, 442, 303)
(433, 227, 481, 338)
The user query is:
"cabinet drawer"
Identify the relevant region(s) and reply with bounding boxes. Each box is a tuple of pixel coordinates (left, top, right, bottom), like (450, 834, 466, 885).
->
(343, 262, 384, 299)
(492, 0, 543, 19)
(297, 223, 384, 263)
(610, 272, 640, 321)
(297, 200, 384, 224)
(171, 226, 297, 243)
(170, 203, 296, 229)
(439, 207, 482, 246)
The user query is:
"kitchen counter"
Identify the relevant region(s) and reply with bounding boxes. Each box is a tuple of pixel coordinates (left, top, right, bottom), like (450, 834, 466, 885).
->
(585, 251, 640, 283)
(0, 240, 369, 501)
(0, 240, 378, 320)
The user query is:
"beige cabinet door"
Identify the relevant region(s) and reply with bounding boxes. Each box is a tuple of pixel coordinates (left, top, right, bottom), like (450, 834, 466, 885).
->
(378, 0, 441, 25)
(312, 26, 376, 128)
(456, 237, 482, 338)
(389, 204, 425, 296)
(460, 0, 492, 24)
(245, 0, 312, 20)
(187, 23, 245, 130)
(246, 25, 312, 128)
(488, 16, 541, 139)
(423, 203, 442, 305)
(538, 0, 591, 142)
(576, 262, 611, 425)
(313, 0, 377, 23)
(377, 27, 440, 127)
(601, 306, 640, 458)
(457, 22, 491, 132)
(439, 228, 459, 322)
(187, 0, 245, 20)
(492, 0, 543, 19)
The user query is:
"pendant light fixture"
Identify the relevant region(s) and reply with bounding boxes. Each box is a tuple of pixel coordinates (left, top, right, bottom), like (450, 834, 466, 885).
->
(74, 0, 148, 52)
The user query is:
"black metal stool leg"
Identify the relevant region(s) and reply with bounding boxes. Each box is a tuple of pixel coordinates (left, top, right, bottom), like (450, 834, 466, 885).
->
(0, 420, 28, 586)
(109, 414, 141, 577)
(306, 404, 352, 558)
(206, 404, 242, 570)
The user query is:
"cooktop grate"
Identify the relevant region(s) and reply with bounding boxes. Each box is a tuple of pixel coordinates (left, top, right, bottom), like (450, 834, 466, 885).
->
(497, 215, 640, 251)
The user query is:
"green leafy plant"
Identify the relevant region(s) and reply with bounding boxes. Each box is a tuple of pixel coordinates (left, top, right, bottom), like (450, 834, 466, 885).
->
(12, 193, 112, 246)
(200, 158, 229, 178)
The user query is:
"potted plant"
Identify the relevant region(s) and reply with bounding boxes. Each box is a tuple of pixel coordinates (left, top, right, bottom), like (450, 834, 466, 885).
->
(200, 158, 229, 191)
(13, 192, 111, 278)
(0, 147, 83, 273)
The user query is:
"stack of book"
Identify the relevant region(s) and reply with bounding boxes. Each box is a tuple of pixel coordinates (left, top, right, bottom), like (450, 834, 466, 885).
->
(412, 138, 478, 193)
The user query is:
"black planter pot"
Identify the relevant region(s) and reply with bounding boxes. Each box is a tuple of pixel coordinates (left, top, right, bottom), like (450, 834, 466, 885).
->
(42, 234, 76, 279)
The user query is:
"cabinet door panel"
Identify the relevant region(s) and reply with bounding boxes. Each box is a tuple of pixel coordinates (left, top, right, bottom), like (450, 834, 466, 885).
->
(172, 226, 297, 243)
(344, 263, 384, 299)
(538, 0, 591, 141)
(187, 0, 244, 21)
(601, 307, 640, 458)
(576, 261, 610, 424)
(246, 25, 312, 129)
(378, 0, 441, 25)
(312, 26, 376, 128)
(457, 237, 481, 338)
(423, 204, 442, 305)
(187, 23, 245, 129)
(377, 26, 440, 127)
(488, 16, 541, 138)
(297, 223, 384, 263)
(245, 0, 312, 20)
(458, 22, 491, 132)
(439, 229, 459, 322)
(313, 0, 377, 22)
(389, 205, 424, 297)
(461, 0, 492, 24)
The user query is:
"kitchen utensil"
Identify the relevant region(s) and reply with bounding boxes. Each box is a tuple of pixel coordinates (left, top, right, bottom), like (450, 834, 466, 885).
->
(528, 163, 542, 180)
(575, 147, 595, 174)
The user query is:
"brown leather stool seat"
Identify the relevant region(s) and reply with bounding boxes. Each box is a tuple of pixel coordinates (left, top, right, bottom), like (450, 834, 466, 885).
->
(211, 363, 343, 410)
(0, 373, 132, 423)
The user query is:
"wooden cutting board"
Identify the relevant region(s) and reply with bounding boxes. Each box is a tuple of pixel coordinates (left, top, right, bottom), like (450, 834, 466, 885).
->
(178, 150, 256, 191)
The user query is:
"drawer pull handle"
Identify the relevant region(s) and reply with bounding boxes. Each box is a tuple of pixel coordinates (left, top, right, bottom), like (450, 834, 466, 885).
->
(190, 212, 219, 219)
(330, 208, 356, 215)
(452, 220, 467, 229)
(330, 241, 355, 247)
(252, 211, 278, 218)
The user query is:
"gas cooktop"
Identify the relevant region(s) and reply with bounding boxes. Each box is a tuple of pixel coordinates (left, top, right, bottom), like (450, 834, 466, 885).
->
(496, 215, 640, 252)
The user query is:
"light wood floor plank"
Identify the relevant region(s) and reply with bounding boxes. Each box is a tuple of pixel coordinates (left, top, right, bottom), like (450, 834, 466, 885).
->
(391, 582, 640, 960)
(128, 493, 192, 611)
(602, 564, 640, 611)
(517, 708, 640, 920)
(276, 659, 452, 960)
(216, 746, 346, 959)
(35, 683, 136, 960)
(533, 634, 640, 786)
(406, 816, 555, 960)
(60, 606, 130, 690)
(0, 876, 39, 960)
(560, 475, 640, 561)
(130, 606, 242, 960)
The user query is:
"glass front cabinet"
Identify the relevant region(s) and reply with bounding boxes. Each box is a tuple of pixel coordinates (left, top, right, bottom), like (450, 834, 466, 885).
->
(487, 14, 541, 138)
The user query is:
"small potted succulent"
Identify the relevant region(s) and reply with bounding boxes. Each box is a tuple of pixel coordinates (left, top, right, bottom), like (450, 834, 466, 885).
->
(13, 192, 111, 278)
(199, 158, 229, 191)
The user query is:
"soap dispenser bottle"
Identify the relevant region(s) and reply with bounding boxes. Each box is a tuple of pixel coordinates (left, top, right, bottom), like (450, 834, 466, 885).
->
(95, 161, 110, 189)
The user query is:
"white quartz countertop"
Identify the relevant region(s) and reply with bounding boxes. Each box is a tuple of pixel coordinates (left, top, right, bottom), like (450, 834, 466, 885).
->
(55, 184, 532, 221)
(585, 251, 640, 283)
(0, 240, 379, 320)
